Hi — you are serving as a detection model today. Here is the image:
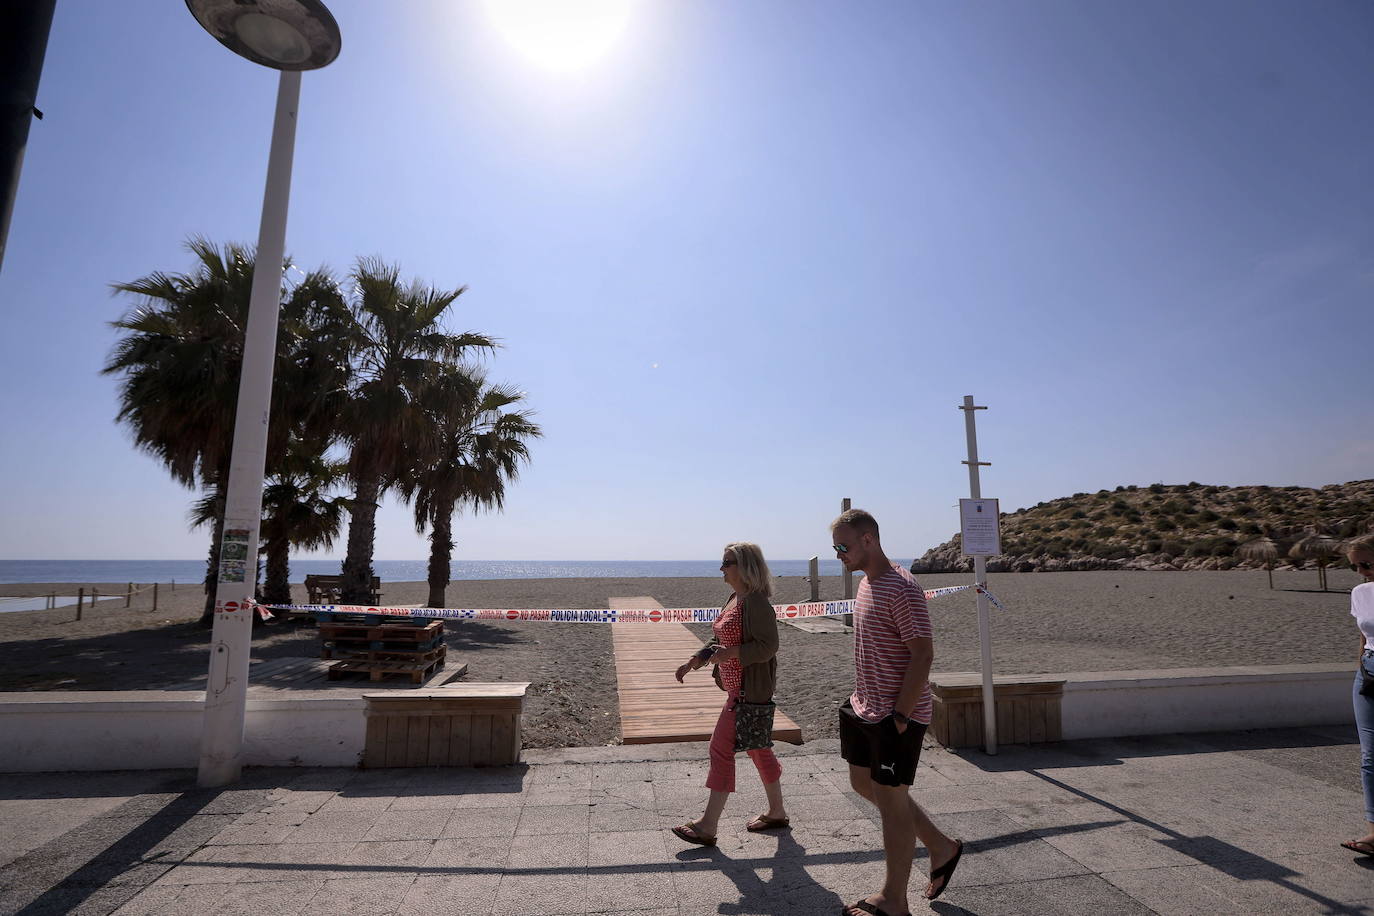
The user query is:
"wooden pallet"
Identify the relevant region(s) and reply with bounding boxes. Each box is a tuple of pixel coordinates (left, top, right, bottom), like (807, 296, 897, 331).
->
(319, 619, 443, 642)
(314, 611, 437, 626)
(328, 651, 447, 684)
(609, 596, 803, 746)
(322, 644, 448, 663)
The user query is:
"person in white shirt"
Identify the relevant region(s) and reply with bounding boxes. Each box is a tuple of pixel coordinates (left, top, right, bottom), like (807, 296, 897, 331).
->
(1341, 535, 1374, 857)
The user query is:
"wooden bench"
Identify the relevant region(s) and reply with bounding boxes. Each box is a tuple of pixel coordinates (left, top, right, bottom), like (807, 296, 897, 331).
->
(304, 574, 382, 605)
(929, 673, 1066, 749)
(362, 683, 530, 767)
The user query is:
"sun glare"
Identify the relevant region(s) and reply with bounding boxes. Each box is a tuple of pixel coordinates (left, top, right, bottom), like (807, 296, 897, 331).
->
(484, 0, 635, 72)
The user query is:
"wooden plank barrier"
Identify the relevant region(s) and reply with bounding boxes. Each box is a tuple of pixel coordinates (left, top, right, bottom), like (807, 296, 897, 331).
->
(363, 684, 529, 767)
(929, 673, 1065, 749)
(610, 596, 803, 746)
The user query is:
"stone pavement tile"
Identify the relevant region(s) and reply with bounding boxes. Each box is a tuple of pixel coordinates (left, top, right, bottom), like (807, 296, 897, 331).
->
(187, 788, 273, 816)
(782, 793, 869, 824)
(507, 832, 589, 870)
(712, 824, 823, 861)
(804, 817, 885, 857)
(303, 875, 417, 915)
(285, 808, 384, 843)
(164, 878, 325, 916)
(588, 829, 673, 867)
(344, 839, 435, 871)
(934, 809, 1092, 888)
(363, 808, 452, 841)
(492, 871, 590, 916)
(281, 767, 357, 791)
(648, 760, 711, 782)
(262, 789, 336, 813)
(1104, 852, 1374, 915)
(584, 868, 680, 914)
(442, 805, 522, 838)
(110, 882, 185, 915)
(667, 862, 748, 915)
(946, 873, 1157, 915)
(591, 801, 663, 834)
(596, 909, 676, 916)
(0, 796, 139, 870)
(591, 761, 653, 786)
(448, 787, 528, 809)
(1, 883, 141, 916)
(155, 842, 356, 885)
(397, 872, 502, 916)
(592, 780, 656, 806)
(516, 803, 593, 836)
(528, 763, 595, 789)
(316, 793, 395, 814)
(425, 835, 512, 871)
(780, 768, 856, 797)
(526, 786, 595, 806)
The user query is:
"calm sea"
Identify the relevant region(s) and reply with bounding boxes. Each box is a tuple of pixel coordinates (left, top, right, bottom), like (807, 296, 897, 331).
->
(0, 558, 892, 586)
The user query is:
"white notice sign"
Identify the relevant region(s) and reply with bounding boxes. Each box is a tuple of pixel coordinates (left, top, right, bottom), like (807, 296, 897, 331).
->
(959, 498, 1001, 557)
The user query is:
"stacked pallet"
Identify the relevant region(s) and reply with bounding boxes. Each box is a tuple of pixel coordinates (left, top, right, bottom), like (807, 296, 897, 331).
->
(317, 612, 447, 684)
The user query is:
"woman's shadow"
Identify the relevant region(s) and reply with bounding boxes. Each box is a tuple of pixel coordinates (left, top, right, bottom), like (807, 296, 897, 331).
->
(680, 830, 848, 915)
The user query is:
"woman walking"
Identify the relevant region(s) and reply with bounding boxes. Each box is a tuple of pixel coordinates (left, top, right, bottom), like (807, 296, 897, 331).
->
(670, 542, 788, 846)
(1343, 535, 1374, 857)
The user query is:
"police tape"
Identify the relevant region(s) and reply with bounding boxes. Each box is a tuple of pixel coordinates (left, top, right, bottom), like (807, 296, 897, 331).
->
(255, 582, 1004, 624)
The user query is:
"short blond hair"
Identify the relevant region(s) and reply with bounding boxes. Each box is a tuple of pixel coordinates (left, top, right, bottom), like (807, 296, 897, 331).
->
(725, 542, 773, 598)
(1348, 535, 1374, 559)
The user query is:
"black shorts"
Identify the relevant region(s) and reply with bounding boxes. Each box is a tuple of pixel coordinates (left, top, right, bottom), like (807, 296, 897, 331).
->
(838, 698, 925, 787)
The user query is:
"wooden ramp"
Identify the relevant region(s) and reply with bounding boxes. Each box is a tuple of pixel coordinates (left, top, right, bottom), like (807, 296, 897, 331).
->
(609, 596, 803, 746)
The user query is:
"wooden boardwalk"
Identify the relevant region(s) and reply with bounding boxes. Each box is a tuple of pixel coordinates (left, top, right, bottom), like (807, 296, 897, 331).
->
(609, 596, 803, 746)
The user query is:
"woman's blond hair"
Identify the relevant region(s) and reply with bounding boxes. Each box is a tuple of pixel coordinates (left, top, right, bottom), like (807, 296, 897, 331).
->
(725, 542, 773, 599)
(1348, 534, 1374, 559)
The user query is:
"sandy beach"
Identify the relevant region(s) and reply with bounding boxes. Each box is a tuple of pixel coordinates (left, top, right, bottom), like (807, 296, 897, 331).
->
(0, 567, 1363, 748)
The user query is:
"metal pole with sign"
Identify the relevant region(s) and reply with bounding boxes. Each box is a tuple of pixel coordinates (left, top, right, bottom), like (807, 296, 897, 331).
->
(959, 395, 999, 754)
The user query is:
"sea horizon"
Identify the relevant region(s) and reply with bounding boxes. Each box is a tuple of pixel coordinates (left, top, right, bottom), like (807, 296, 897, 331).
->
(0, 558, 902, 586)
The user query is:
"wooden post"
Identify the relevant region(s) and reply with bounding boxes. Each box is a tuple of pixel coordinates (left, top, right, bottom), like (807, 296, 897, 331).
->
(48, 592, 55, 610)
(76, 587, 84, 620)
(153, 583, 159, 612)
(809, 556, 819, 602)
(91, 587, 99, 611)
(126, 582, 133, 608)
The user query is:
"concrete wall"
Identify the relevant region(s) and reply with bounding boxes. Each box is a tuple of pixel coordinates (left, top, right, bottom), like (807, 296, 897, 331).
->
(0, 691, 365, 773)
(1058, 663, 1354, 740)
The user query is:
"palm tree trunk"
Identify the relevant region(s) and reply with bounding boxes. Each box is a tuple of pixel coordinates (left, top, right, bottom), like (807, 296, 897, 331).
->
(198, 478, 228, 627)
(262, 537, 292, 607)
(427, 508, 454, 608)
(341, 471, 381, 604)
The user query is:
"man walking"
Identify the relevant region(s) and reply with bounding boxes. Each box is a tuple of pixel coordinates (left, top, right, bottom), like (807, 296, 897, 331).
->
(832, 508, 964, 915)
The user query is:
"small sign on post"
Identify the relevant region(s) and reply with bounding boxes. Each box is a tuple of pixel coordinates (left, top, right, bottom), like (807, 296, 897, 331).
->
(959, 498, 1001, 557)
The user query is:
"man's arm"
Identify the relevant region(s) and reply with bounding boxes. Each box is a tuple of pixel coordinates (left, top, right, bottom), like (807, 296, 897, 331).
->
(893, 636, 933, 732)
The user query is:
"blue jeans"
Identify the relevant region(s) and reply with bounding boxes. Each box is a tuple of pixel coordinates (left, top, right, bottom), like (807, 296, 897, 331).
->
(1355, 654, 1374, 823)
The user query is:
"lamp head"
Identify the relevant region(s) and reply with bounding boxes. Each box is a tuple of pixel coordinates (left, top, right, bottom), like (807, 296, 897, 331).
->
(186, 0, 341, 70)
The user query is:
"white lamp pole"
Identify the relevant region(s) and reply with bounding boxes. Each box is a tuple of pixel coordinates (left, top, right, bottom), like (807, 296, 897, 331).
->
(186, 0, 341, 788)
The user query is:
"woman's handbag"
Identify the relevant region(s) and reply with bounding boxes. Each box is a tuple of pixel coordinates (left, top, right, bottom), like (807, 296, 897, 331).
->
(734, 697, 777, 752)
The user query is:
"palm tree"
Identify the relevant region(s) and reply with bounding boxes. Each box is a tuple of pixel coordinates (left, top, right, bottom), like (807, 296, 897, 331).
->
(398, 373, 540, 608)
(105, 238, 346, 624)
(335, 259, 496, 604)
(259, 447, 348, 608)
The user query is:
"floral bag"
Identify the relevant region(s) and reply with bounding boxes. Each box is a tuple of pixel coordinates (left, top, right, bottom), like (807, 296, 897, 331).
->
(733, 696, 776, 752)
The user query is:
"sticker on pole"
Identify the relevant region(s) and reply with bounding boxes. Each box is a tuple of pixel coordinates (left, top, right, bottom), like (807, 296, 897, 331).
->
(959, 498, 1001, 557)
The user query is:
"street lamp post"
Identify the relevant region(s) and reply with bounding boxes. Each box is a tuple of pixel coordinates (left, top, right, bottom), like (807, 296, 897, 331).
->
(186, 0, 340, 788)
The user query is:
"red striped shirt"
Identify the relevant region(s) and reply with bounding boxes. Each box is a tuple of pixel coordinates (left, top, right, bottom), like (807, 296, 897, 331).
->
(850, 564, 933, 724)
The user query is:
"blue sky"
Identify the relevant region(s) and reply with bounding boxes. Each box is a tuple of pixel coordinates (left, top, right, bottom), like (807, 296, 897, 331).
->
(1, 0, 1370, 563)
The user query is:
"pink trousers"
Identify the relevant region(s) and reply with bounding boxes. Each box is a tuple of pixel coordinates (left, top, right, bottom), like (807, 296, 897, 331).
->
(705, 688, 782, 793)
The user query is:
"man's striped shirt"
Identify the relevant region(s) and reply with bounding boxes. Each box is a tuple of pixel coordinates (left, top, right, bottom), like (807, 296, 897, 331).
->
(850, 563, 933, 724)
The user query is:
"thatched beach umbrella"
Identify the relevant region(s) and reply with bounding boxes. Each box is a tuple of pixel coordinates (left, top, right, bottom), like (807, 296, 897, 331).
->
(1238, 537, 1279, 589)
(1289, 532, 1343, 591)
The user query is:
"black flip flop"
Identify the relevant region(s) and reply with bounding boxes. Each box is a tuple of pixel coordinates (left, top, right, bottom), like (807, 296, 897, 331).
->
(671, 822, 716, 847)
(925, 838, 965, 901)
(1341, 839, 1374, 857)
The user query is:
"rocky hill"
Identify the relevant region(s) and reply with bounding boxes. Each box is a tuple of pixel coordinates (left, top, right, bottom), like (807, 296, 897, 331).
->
(912, 480, 1374, 573)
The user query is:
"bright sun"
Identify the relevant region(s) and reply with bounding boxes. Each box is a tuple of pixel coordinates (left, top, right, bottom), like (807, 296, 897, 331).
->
(483, 0, 635, 72)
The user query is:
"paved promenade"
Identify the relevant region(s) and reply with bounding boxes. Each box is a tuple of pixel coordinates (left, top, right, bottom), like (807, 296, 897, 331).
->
(1, 725, 1371, 915)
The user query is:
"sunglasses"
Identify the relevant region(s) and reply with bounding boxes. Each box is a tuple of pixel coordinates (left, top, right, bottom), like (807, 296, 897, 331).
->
(1356, 561, 1374, 572)
(832, 543, 850, 555)
(720, 559, 737, 569)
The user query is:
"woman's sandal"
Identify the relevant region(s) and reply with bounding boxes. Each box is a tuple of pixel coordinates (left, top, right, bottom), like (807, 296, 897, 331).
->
(671, 821, 717, 847)
(746, 814, 791, 832)
(1341, 839, 1374, 857)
